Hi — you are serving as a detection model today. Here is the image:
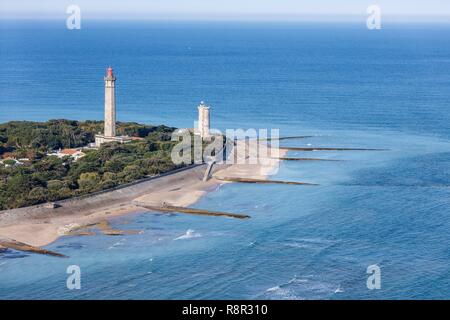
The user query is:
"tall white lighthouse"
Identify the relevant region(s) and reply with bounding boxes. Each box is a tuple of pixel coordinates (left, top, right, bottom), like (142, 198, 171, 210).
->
(197, 101, 210, 139)
(104, 66, 116, 137)
(95, 67, 131, 147)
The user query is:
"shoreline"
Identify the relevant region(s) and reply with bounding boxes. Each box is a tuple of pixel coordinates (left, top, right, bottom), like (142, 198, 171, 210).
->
(0, 143, 287, 248)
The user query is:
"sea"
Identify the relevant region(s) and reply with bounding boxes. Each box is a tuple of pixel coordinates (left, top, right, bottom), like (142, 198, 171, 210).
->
(0, 20, 450, 299)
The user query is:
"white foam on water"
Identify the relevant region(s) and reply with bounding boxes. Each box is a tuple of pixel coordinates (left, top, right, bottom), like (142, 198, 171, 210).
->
(265, 286, 300, 300)
(334, 285, 344, 293)
(174, 229, 202, 241)
(283, 237, 337, 251)
(263, 275, 338, 300)
(284, 243, 310, 249)
(266, 285, 280, 292)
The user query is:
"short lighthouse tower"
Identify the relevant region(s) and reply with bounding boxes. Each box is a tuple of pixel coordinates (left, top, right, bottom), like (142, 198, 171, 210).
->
(197, 101, 210, 139)
(95, 67, 131, 147)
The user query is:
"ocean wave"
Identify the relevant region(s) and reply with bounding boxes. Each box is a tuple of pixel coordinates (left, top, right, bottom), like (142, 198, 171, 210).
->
(108, 238, 126, 249)
(266, 285, 281, 292)
(263, 275, 337, 300)
(266, 276, 308, 291)
(334, 284, 344, 293)
(292, 237, 336, 244)
(248, 241, 257, 247)
(284, 243, 310, 249)
(173, 229, 202, 241)
(265, 285, 301, 300)
(283, 237, 338, 250)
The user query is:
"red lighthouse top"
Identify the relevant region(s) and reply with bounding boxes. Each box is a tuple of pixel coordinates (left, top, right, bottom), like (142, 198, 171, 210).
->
(106, 66, 114, 77)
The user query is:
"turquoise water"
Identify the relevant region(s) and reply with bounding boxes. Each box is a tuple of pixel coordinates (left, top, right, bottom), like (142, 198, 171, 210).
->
(1, 21, 450, 299)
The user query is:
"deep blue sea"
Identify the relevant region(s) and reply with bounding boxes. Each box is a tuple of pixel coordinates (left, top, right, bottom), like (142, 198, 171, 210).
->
(1, 20, 450, 299)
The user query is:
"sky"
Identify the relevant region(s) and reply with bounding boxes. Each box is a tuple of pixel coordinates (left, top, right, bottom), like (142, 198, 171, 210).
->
(1, 0, 449, 21)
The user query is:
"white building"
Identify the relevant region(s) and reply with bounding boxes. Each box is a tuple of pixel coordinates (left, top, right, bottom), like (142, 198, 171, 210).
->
(47, 148, 85, 161)
(197, 101, 211, 139)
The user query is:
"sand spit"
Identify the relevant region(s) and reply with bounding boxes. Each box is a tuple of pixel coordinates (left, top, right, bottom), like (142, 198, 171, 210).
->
(0, 141, 286, 250)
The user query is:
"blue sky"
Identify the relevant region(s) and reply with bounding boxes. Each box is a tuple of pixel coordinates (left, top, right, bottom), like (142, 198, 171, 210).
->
(1, 0, 449, 21)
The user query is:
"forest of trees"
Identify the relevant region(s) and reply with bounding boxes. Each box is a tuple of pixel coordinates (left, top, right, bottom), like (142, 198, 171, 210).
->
(0, 119, 185, 210)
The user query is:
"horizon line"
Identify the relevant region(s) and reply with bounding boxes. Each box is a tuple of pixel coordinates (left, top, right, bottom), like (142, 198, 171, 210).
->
(1, 14, 450, 24)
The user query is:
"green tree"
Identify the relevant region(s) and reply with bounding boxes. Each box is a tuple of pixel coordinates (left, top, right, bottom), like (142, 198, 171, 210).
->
(104, 158, 126, 173)
(78, 172, 100, 191)
(3, 159, 16, 166)
(122, 165, 144, 182)
(28, 187, 48, 204)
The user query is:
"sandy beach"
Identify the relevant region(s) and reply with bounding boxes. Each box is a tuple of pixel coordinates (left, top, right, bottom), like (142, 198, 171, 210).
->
(0, 142, 286, 248)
